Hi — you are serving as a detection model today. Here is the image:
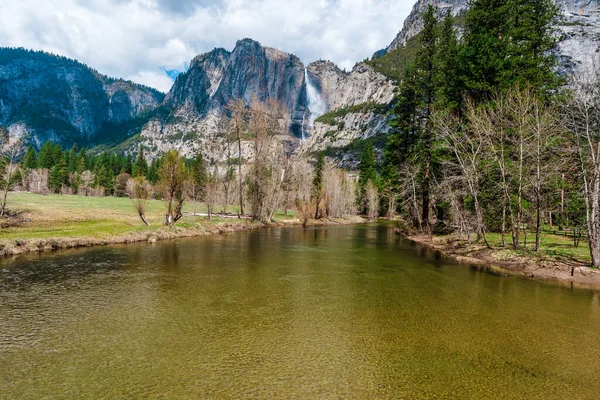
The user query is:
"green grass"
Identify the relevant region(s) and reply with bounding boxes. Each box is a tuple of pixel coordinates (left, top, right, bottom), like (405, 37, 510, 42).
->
(483, 231, 591, 263)
(367, 34, 421, 82)
(367, 11, 466, 83)
(314, 102, 391, 126)
(0, 192, 295, 241)
(322, 132, 388, 159)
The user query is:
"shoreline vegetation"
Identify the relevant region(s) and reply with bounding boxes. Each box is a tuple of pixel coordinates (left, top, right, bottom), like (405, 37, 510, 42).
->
(4, 191, 600, 290)
(405, 232, 600, 290)
(0, 192, 366, 258)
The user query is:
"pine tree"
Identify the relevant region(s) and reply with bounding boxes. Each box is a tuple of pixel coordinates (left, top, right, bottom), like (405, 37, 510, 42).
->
(358, 140, 377, 215)
(108, 153, 118, 177)
(460, 0, 509, 99)
(95, 164, 111, 192)
(415, 4, 439, 228)
(64, 149, 71, 173)
(435, 11, 462, 112)
(23, 146, 37, 170)
(69, 144, 78, 173)
(133, 145, 148, 178)
(148, 158, 160, 184)
(125, 154, 133, 175)
(51, 143, 63, 167)
(312, 152, 326, 218)
(76, 148, 87, 171)
(460, 0, 559, 99)
(504, 0, 560, 93)
(77, 157, 86, 175)
(106, 167, 115, 195)
(386, 64, 420, 164)
(37, 142, 55, 169)
(192, 153, 208, 201)
(382, 62, 423, 219)
(49, 155, 68, 193)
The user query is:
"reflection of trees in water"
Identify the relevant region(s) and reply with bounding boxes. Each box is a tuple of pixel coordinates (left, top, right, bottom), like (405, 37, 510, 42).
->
(159, 241, 180, 270)
(0, 247, 130, 290)
(312, 226, 329, 242)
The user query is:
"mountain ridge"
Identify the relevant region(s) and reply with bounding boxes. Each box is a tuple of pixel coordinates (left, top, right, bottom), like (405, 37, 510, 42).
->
(378, 0, 600, 76)
(132, 38, 395, 160)
(0, 47, 165, 148)
(3, 0, 600, 160)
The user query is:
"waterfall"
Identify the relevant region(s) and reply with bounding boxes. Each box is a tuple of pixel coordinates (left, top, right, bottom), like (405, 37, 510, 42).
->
(301, 105, 307, 141)
(302, 67, 327, 140)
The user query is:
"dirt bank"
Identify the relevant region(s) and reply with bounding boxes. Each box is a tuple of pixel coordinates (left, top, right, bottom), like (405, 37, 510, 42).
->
(408, 234, 600, 290)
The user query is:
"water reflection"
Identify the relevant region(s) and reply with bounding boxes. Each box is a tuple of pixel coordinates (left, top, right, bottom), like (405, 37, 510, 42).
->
(1, 224, 600, 398)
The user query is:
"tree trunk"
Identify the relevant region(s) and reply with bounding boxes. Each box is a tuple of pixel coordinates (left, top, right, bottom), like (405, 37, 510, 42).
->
(422, 148, 431, 231)
(501, 200, 507, 247)
(515, 136, 524, 250)
(535, 144, 542, 252)
(535, 188, 541, 252)
(474, 196, 490, 249)
(387, 196, 395, 219)
(0, 185, 9, 217)
(588, 169, 600, 268)
(0, 163, 14, 217)
(314, 195, 320, 220)
(560, 173, 565, 227)
(138, 211, 150, 226)
(237, 136, 244, 218)
(223, 184, 229, 214)
(590, 239, 600, 268)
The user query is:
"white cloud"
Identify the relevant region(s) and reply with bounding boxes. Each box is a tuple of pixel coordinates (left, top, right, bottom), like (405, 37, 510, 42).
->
(128, 70, 178, 92)
(0, 0, 414, 91)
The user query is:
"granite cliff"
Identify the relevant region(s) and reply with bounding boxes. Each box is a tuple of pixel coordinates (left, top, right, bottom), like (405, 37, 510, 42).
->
(0, 48, 165, 148)
(136, 39, 395, 159)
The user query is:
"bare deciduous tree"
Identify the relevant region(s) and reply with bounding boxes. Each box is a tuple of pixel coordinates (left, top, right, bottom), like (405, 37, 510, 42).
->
(365, 180, 379, 219)
(506, 89, 536, 249)
(322, 161, 357, 218)
(0, 135, 24, 217)
(28, 169, 49, 195)
(437, 106, 490, 247)
(205, 166, 219, 221)
(130, 176, 152, 226)
(530, 97, 560, 251)
(565, 73, 600, 267)
(227, 99, 248, 218)
(78, 170, 94, 196)
(398, 162, 423, 231)
(247, 97, 286, 222)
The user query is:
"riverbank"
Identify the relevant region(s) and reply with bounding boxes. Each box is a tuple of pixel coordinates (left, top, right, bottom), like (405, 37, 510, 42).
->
(408, 233, 600, 289)
(0, 192, 366, 258)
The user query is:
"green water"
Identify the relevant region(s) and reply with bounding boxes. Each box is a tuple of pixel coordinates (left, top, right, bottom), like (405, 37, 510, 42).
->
(1, 224, 599, 399)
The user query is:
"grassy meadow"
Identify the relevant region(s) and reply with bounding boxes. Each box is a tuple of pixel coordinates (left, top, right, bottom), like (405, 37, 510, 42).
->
(0, 192, 296, 241)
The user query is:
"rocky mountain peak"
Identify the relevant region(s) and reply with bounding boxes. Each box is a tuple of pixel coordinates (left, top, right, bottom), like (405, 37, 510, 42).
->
(382, 0, 600, 75)
(308, 61, 395, 110)
(386, 0, 468, 52)
(190, 47, 230, 69)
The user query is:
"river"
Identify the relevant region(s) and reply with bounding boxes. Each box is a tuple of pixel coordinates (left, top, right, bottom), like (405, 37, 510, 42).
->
(1, 224, 599, 398)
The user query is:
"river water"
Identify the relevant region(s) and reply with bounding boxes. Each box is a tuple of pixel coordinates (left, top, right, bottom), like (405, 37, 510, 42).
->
(1, 224, 599, 398)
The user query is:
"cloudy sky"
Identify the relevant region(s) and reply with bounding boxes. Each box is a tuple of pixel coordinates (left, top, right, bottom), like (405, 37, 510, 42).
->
(0, 0, 414, 92)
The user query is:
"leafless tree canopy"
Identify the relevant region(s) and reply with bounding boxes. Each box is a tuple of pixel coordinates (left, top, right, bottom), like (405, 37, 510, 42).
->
(0, 133, 24, 217)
